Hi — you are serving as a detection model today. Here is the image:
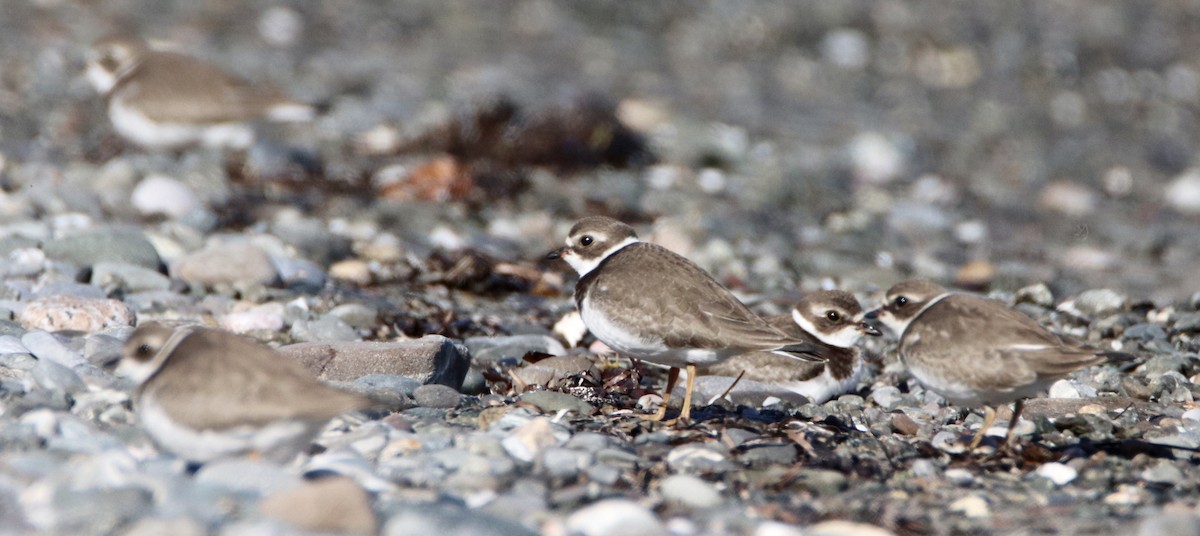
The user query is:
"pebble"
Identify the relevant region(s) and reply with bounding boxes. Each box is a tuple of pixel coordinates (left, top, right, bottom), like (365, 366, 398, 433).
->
(1141, 460, 1185, 485)
(131, 174, 202, 219)
(41, 229, 162, 271)
(413, 384, 461, 408)
(1070, 289, 1127, 317)
(1035, 462, 1078, 486)
(290, 315, 359, 342)
(194, 459, 303, 495)
(870, 386, 903, 409)
(1165, 168, 1200, 215)
(518, 391, 594, 416)
(219, 302, 287, 334)
(803, 521, 895, 536)
(1048, 379, 1098, 399)
(19, 296, 136, 333)
(171, 241, 280, 287)
(465, 334, 566, 364)
(949, 495, 990, 518)
(565, 499, 667, 536)
(90, 262, 171, 292)
(502, 417, 568, 463)
(539, 447, 591, 479)
(280, 336, 471, 389)
(383, 502, 538, 536)
(660, 474, 722, 509)
(666, 443, 731, 473)
(259, 477, 378, 535)
(21, 331, 85, 367)
(1015, 283, 1054, 307)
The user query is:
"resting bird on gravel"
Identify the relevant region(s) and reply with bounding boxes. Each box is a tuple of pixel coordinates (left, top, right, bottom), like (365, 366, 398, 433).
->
(868, 280, 1113, 449)
(85, 35, 316, 150)
(116, 323, 370, 463)
(547, 216, 826, 424)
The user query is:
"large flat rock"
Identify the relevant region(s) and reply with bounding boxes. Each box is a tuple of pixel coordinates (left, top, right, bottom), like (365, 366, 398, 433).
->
(279, 336, 471, 390)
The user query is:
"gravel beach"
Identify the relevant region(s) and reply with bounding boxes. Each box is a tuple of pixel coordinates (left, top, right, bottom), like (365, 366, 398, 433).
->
(1, 1, 1199, 534)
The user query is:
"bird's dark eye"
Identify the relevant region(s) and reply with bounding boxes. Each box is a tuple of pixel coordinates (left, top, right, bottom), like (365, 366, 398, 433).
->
(580, 235, 594, 247)
(894, 296, 908, 307)
(134, 343, 154, 360)
(825, 310, 841, 322)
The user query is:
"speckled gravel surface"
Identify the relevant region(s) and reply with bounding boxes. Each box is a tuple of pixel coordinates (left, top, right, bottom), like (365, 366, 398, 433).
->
(1, 2, 1200, 535)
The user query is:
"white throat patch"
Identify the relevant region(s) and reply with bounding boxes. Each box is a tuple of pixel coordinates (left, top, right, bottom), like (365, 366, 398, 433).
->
(878, 292, 951, 336)
(564, 236, 639, 277)
(791, 309, 862, 348)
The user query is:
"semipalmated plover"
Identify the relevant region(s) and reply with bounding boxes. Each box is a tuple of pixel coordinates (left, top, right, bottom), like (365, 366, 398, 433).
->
(546, 216, 824, 423)
(117, 323, 371, 463)
(706, 290, 880, 404)
(86, 35, 315, 150)
(868, 280, 1107, 449)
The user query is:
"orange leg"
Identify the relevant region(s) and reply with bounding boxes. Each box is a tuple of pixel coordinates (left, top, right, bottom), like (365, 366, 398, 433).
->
(640, 366, 679, 422)
(968, 406, 998, 450)
(1002, 399, 1026, 448)
(676, 363, 699, 424)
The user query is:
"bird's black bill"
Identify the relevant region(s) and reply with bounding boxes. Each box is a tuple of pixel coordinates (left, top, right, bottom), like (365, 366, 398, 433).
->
(545, 248, 564, 260)
(863, 308, 880, 320)
(858, 322, 882, 337)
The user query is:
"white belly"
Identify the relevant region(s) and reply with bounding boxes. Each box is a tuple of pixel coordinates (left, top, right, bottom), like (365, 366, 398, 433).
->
(580, 297, 727, 368)
(110, 94, 254, 150)
(138, 393, 320, 463)
(778, 359, 864, 404)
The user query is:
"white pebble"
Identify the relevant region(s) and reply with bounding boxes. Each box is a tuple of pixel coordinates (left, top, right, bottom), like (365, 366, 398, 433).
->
(132, 174, 201, 219)
(565, 499, 666, 536)
(1035, 462, 1078, 486)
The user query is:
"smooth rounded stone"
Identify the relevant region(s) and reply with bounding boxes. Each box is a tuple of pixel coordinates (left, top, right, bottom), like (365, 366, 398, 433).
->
(754, 521, 805, 536)
(518, 391, 594, 416)
(1015, 283, 1054, 307)
(269, 215, 353, 266)
(219, 302, 286, 334)
(738, 443, 798, 467)
(1142, 460, 1185, 485)
(1165, 168, 1200, 215)
(793, 469, 849, 497)
(0, 335, 27, 354)
(1137, 510, 1200, 536)
(1125, 323, 1168, 343)
(1, 247, 45, 277)
(171, 241, 280, 287)
(460, 369, 487, 395)
(1049, 379, 1098, 399)
(1072, 289, 1127, 317)
(666, 443, 733, 473)
(564, 431, 613, 453)
(131, 174, 202, 219)
(272, 256, 327, 290)
(383, 502, 538, 536)
(19, 296, 136, 333)
(949, 494, 990, 518)
(565, 499, 667, 536)
(1035, 462, 1078, 486)
(413, 384, 461, 408)
(1173, 312, 1200, 333)
(0, 352, 36, 371)
(90, 262, 171, 292)
(678, 376, 809, 407)
(502, 417, 570, 463)
(870, 386, 903, 409)
(123, 517, 206, 536)
(32, 359, 86, 394)
(803, 521, 896, 536)
(329, 303, 379, 329)
(465, 335, 566, 364)
(280, 336, 471, 389)
(41, 228, 162, 270)
(512, 355, 596, 388)
(39, 487, 152, 535)
(584, 463, 622, 486)
(21, 331, 84, 367)
(1142, 354, 1190, 379)
(259, 476, 378, 535)
(194, 459, 304, 496)
(660, 474, 722, 509)
(291, 315, 359, 342)
(538, 447, 592, 479)
(31, 282, 107, 300)
(350, 374, 421, 400)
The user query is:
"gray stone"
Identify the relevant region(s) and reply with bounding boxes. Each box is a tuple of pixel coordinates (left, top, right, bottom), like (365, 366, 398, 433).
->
(32, 359, 86, 394)
(329, 303, 379, 329)
(123, 517, 206, 536)
(737, 443, 798, 467)
(539, 447, 591, 479)
(518, 391, 594, 416)
(21, 331, 84, 368)
(1142, 354, 1189, 379)
(461, 369, 487, 395)
(465, 334, 566, 364)
(171, 241, 280, 287)
(0, 335, 27, 355)
(47, 487, 152, 535)
(1015, 283, 1054, 307)
(291, 315, 360, 343)
(1141, 460, 1185, 485)
(280, 336, 471, 389)
(90, 262, 171, 292)
(413, 384, 461, 408)
(1174, 312, 1200, 333)
(42, 228, 162, 270)
(31, 282, 106, 300)
(565, 499, 667, 536)
(383, 502, 538, 536)
(870, 386, 903, 409)
(795, 469, 849, 496)
(194, 459, 303, 495)
(1125, 323, 1168, 342)
(351, 374, 422, 399)
(272, 256, 327, 290)
(660, 474, 722, 509)
(666, 443, 733, 473)
(1073, 289, 1126, 317)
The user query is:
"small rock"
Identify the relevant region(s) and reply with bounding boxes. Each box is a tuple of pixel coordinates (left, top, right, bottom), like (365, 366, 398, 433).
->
(413, 384, 461, 408)
(1015, 283, 1054, 307)
(1035, 462, 1078, 486)
(131, 174, 202, 219)
(539, 447, 591, 479)
(291, 315, 359, 342)
(949, 495, 990, 518)
(518, 391, 594, 416)
(383, 502, 537, 536)
(465, 335, 566, 364)
(19, 295, 136, 333)
(171, 241, 279, 287)
(1165, 168, 1200, 215)
(891, 413, 921, 435)
(122, 517, 206, 536)
(1142, 460, 1185, 485)
(954, 260, 995, 289)
(1049, 379, 1097, 399)
(260, 477, 377, 535)
(219, 302, 287, 334)
(329, 303, 378, 329)
(90, 262, 171, 292)
(565, 499, 667, 536)
(794, 469, 848, 496)
(871, 386, 903, 409)
(329, 259, 373, 285)
(502, 417, 568, 463)
(32, 359, 86, 394)
(194, 459, 303, 495)
(944, 468, 975, 485)
(804, 521, 894, 536)
(660, 474, 722, 509)
(280, 336, 471, 389)
(1071, 289, 1126, 317)
(42, 228, 162, 270)
(1038, 181, 1097, 217)
(553, 311, 588, 348)
(1173, 312, 1200, 333)
(666, 443, 731, 473)
(21, 331, 84, 367)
